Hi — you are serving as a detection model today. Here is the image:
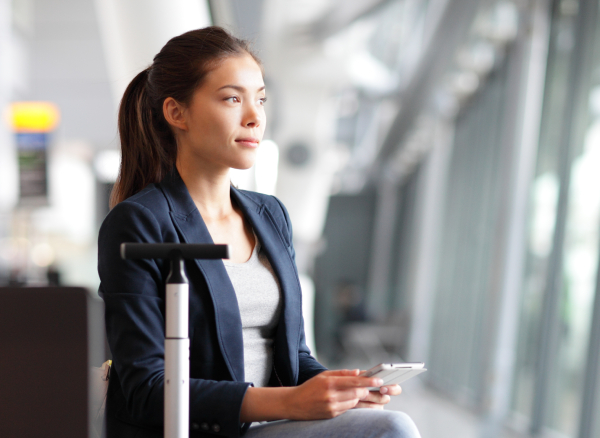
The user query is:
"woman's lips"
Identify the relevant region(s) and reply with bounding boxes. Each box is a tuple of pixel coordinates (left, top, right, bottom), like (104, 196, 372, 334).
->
(235, 138, 259, 148)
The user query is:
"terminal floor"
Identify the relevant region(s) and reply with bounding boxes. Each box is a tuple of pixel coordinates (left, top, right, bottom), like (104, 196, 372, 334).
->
(386, 379, 523, 438)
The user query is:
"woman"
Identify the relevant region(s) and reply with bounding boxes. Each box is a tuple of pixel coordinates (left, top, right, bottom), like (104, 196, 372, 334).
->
(98, 26, 421, 438)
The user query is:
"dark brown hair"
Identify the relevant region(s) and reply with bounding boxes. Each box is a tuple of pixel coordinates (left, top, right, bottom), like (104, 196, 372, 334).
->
(110, 26, 260, 207)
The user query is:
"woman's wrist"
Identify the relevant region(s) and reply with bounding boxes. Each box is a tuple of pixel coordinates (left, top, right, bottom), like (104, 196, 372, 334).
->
(240, 386, 296, 423)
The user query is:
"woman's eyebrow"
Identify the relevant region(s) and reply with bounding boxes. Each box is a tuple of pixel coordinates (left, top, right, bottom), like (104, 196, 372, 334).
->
(217, 85, 266, 92)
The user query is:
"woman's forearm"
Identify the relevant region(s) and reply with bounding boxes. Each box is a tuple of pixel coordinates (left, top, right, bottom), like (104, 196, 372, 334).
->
(240, 386, 296, 422)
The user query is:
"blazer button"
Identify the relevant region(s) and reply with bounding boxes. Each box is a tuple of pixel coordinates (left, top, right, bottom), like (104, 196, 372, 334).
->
(212, 423, 221, 433)
(201, 422, 210, 431)
(192, 422, 200, 430)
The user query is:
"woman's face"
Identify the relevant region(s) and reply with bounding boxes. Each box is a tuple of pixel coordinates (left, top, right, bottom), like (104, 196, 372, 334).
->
(175, 54, 266, 172)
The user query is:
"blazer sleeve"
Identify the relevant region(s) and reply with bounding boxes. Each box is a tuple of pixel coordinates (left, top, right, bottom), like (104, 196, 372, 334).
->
(272, 196, 328, 384)
(98, 200, 251, 437)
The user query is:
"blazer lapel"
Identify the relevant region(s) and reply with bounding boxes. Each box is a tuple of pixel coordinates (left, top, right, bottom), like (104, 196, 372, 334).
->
(159, 171, 245, 382)
(231, 188, 302, 383)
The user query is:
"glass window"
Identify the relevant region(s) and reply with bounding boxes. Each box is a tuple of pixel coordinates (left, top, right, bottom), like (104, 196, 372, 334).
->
(510, 0, 577, 422)
(427, 53, 514, 403)
(511, 1, 600, 435)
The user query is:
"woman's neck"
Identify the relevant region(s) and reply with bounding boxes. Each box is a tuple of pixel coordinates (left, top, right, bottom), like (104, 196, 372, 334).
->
(175, 159, 233, 222)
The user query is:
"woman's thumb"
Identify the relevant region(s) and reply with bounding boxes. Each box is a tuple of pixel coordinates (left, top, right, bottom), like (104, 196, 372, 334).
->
(321, 369, 360, 377)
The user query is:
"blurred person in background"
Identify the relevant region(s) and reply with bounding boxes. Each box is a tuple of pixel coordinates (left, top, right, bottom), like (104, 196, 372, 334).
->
(98, 26, 420, 438)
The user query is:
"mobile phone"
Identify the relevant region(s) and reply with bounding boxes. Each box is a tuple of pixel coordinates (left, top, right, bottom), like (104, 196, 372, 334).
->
(361, 362, 427, 390)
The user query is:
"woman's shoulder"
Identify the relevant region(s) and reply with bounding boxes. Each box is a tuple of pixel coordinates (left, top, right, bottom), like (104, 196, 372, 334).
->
(111, 184, 168, 215)
(100, 184, 171, 238)
(123, 183, 167, 208)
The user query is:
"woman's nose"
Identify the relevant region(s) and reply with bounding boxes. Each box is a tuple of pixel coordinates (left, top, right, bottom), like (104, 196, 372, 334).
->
(243, 103, 263, 127)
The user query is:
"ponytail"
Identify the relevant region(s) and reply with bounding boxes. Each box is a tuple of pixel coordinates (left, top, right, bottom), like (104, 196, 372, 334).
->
(110, 68, 176, 208)
(109, 26, 260, 208)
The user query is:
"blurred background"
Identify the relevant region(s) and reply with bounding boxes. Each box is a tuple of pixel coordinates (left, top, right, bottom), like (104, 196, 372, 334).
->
(1, 0, 600, 437)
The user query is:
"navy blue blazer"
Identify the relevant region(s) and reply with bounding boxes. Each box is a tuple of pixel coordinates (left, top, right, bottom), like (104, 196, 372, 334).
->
(98, 169, 327, 438)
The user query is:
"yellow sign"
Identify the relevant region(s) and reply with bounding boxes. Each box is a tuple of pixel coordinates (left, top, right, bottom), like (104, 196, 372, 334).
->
(8, 102, 60, 132)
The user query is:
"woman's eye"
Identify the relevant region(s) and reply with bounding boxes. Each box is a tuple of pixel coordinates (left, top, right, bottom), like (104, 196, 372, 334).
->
(225, 96, 240, 103)
(259, 97, 268, 105)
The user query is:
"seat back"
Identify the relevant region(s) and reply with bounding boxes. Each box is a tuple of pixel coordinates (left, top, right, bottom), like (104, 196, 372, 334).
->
(0, 287, 104, 438)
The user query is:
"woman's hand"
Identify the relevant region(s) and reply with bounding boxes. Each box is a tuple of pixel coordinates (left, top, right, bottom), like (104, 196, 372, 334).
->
(354, 384, 402, 409)
(240, 369, 385, 423)
(282, 369, 384, 420)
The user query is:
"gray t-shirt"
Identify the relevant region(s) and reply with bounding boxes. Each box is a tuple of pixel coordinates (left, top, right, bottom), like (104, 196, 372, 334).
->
(223, 235, 282, 387)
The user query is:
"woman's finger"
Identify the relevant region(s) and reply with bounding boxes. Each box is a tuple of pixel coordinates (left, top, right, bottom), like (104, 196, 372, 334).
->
(328, 387, 370, 403)
(362, 391, 391, 405)
(355, 401, 385, 410)
(330, 376, 384, 390)
(379, 384, 402, 396)
(320, 369, 361, 377)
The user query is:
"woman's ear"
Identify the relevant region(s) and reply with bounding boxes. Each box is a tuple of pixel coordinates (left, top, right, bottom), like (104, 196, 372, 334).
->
(163, 97, 188, 131)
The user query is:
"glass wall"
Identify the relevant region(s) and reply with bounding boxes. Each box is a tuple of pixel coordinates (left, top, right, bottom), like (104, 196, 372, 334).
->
(427, 44, 515, 405)
(316, 0, 600, 436)
(388, 165, 421, 323)
(511, 0, 600, 436)
(510, 0, 579, 426)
